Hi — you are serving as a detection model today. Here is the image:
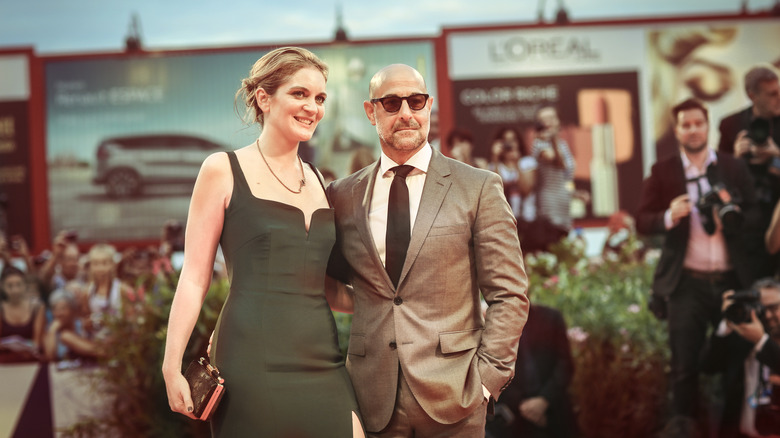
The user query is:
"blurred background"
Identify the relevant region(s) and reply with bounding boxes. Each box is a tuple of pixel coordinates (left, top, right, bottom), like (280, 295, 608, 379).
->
(2, 2, 780, 438)
(3, 0, 777, 53)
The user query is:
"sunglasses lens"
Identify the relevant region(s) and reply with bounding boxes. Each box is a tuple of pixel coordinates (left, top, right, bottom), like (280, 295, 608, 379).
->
(382, 97, 402, 112)
(408, 95, 427, 110)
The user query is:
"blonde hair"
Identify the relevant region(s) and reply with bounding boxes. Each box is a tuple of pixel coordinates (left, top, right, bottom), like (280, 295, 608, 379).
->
(87, 243, 117, 263)
(86, 243, 118, 283)
(235, 47, 329, 126)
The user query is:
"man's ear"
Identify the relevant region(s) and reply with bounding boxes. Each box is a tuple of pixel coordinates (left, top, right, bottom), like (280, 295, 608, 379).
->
(256, 88, 271, 114)
(364, 101, 377, 126)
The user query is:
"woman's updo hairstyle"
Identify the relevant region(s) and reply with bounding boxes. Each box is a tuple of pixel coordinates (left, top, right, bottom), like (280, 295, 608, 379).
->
(236, 47, 329, 126)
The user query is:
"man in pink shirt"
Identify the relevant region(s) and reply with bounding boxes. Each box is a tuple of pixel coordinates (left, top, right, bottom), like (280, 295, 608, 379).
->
(636, 98, 758, 430)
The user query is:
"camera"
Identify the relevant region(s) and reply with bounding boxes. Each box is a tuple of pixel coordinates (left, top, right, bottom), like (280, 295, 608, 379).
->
(747, 117, 771, 147)
(697, 165, 743, 235)
(697, 184, 743, 235)
(724, 289, 763, 324)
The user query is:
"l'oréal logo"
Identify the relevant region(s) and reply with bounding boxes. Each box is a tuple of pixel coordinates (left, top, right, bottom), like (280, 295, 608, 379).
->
(489, 36, 601, 63)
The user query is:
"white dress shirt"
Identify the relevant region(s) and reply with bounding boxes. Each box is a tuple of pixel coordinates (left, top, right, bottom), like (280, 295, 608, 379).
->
(369, 144, 432, 267)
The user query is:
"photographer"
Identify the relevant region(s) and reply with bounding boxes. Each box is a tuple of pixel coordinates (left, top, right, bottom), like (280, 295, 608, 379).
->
(635, 98, 757, 431)
(526, 106, 576, 252)
(718, 64, 780, 279)
(38, 230, 84, 295)
(700, 278, 780, 438)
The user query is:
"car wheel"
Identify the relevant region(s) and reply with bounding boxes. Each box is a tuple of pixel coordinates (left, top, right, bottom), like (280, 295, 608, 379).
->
(106, 169, 142, 198)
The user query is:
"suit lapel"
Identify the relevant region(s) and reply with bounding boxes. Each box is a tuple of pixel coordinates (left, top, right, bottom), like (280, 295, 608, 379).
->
(352, 162, 392, 287)
(398, 150, 452, 286)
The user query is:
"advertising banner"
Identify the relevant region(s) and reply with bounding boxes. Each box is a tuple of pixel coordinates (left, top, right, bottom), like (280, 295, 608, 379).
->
(45, 41, 436, 242)
(646, 19, 780, 161)
(0, 54, 32, 245)
(447, 27, 645, 220)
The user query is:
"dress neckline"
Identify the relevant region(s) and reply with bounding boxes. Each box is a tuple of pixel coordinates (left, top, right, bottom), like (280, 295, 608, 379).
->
(227, 151, 332, 233)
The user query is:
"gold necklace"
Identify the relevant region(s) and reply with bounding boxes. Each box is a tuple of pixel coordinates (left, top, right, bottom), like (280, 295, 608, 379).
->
(256, 139, 306, 194)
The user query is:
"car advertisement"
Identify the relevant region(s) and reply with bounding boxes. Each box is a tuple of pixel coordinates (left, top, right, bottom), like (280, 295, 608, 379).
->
(45, 41, 436, 242)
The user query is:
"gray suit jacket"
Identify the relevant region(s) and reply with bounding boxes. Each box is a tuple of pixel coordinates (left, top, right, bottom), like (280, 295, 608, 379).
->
(328, 148, 529, 432)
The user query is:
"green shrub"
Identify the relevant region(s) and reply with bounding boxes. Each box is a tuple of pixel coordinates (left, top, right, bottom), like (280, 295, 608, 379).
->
(525, 235, 670, 438)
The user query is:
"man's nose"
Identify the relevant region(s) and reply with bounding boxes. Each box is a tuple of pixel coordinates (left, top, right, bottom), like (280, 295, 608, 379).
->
(397, 100, 414, 120)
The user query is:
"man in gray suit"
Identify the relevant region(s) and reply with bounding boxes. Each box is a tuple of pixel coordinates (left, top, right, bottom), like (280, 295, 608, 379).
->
(327, 63, 530, 437)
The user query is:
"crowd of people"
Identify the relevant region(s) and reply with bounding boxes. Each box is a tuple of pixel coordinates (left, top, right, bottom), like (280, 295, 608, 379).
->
(635, 64, 780, 438)
(446, 105, 582, 255)
(0, 221, 193, 365)
(444, 63, 780, 438)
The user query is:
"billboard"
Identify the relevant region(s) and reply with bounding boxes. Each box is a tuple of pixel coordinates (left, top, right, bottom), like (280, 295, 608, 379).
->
(0, 54, 33, 244)
(447, 26, 646, 219)
(45, 41, 436, 242)
(646, 19, 780, 161)
(444, 17, 780, 221)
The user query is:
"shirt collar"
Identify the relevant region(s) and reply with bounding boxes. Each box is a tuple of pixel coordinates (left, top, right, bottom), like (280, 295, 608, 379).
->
(680, 147, 717, 174)
(380, 143, 432, 177)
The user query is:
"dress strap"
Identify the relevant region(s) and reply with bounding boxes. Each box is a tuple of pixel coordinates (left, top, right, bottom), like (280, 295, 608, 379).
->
(304, 161, 332, 208)
(226, 151, 251, 196)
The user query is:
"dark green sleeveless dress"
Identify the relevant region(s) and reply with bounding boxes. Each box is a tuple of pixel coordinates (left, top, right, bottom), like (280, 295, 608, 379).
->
(209, 151, 359, 437)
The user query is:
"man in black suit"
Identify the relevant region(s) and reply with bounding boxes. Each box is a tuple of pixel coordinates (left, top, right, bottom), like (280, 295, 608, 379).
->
(700, 278, 780, 437)
(636, 98, 757, 427)
(717, 64, 780, 156)
(486, 303, 578, 438)
(717, 64, 780, 280)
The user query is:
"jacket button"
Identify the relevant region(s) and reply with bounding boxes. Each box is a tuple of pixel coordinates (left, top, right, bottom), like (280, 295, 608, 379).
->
(393, 297, 403, 305)
(389, 341, 397, 349)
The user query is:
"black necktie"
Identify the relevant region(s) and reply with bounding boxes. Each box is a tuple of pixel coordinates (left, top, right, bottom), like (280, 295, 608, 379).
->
(386, 165, 415, 287)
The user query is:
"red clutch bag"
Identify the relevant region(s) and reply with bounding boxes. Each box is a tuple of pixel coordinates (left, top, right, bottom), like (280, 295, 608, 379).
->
(184, 357, 225, 421)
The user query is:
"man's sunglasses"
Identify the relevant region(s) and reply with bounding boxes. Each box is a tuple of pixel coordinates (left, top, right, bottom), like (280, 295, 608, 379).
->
(370, 93, 429, 113)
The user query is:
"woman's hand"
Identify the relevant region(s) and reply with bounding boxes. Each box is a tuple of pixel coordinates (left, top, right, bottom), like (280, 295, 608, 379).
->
(163, 370, 198, 420)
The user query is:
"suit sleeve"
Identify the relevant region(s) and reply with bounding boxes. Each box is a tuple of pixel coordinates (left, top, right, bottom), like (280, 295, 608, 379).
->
(718, 118, 734, 155)
(473, 171, 530, 399)
(720, 155, 758, 238)
(635, 163, 672, 236)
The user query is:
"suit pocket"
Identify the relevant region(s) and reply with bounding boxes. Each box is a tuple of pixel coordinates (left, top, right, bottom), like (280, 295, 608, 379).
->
(347, 334, 366, 357)
(427, 224, 468, 237)
(439, 328, 482, 354)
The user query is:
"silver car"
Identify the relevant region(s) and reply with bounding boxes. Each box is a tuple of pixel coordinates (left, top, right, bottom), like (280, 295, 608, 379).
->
(92, 134, 228, 197)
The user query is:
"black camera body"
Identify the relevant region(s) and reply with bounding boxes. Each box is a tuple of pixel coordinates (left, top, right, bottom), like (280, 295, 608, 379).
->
(697, 183, 743, 235)
(747, 117, 771, 147)
(724, 288, 763, 324)
(697, 165, 743, 235)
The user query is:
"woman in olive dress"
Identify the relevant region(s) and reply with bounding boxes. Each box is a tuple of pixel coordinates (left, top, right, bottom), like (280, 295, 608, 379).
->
(162, 47, 363, 438)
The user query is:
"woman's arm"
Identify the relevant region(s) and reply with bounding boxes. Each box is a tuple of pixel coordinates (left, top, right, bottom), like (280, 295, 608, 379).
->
(59, 329, 102, 358)
(162, 152, 230, 418)
(43, 319, 61, 361)
(32, 302, 46, 350)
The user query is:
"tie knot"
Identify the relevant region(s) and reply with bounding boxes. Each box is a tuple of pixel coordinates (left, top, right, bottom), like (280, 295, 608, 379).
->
(391, 165, 415, 179)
